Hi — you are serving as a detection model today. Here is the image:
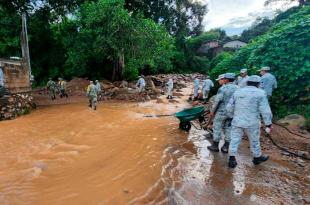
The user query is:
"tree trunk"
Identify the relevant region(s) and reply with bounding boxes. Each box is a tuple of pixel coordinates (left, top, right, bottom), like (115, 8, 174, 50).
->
(112, 49, 125, 81)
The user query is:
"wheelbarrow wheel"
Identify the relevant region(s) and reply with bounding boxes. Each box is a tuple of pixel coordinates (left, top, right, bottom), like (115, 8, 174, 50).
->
(198, 116, 205, 123)
(179, 121, 191, 132)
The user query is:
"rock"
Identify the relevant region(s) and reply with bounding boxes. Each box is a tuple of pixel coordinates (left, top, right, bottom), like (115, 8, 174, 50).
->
(173, 92, 184, 97)
(33, 161, 48, 171)
(278, 114, 306, 128)
(128, 83, 137, 89)
(103, 83, 115, 90)
(122, 188, 130, 194)
(111, 87, 120, 93)
(120, 80, 129, 88)
(145, 78, 156, 90)
(156, 98, 165, 104)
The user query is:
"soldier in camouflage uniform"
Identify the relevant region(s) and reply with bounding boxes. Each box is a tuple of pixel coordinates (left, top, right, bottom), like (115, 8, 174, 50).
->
(202, 76, 214, 103)
(58, 78, 68, 98)
(207, 73, 238, 153)
(236, 68, 249, 88)
(259, 66, 277, 98)
(226, 75, 272, 168)
(46, 78, 57, 100)
(87, 81, 98, 110)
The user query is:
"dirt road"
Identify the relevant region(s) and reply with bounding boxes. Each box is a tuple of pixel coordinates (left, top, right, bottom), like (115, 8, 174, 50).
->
(0, 93, 309, 204)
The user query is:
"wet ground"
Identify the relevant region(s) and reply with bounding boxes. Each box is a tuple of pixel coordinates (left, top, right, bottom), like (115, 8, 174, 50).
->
(0, 94, 309, 205)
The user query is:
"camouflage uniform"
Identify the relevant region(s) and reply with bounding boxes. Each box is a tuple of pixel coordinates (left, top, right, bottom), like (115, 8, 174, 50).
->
(226, 84, 272, 158)
(166, 78, 173, 99)
(236, 75, 249, 88)
(59, 79, 68, 98)
(211, 82, 238, 143)
(202, 79, 214, 101)
(87, 83, 98, 110)
(46, 79, 57, 100)
(0, 67, 4, 87)
(136, 77, 146, 92)
(193, 78, 200, 98)
(260, 73, 277, 97)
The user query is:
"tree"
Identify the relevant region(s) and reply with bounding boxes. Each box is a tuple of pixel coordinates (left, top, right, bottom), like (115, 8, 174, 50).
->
(240, 18, 273, 43)
(0, 7, 21, 57)
(65, 0, 175, 81)
(264, 0, 309, 6)
(211, 6, 310, 123)
(124, 0, 207, 38)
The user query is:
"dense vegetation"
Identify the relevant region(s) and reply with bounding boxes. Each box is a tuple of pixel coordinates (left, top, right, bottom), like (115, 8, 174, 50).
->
(210, 6, 310, 123)
(0, 0, 206, 82)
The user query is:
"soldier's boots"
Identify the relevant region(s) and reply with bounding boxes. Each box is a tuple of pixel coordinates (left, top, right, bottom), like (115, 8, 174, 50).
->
(221, 141, 229, 153)
(228, 156, 237, 168)
(207, 141, 219, 152)
(252, 155, 269, 165)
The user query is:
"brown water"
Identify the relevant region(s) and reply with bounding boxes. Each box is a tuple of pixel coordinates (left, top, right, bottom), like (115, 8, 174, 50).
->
(0, 97, 309, 205)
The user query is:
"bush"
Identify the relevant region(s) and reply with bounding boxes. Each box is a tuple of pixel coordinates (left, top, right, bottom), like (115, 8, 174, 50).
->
(212, 6, 310, 121)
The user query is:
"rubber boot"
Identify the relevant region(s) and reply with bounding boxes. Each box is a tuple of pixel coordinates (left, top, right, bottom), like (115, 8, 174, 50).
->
(221, 141, 229, 153)
(207, 141, 219, 152)
(252, 155, 269, 165)
(228, 156, 237, 168)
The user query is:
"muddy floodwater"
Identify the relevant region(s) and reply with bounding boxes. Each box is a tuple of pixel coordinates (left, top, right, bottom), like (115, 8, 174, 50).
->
(0, 98, 309, 205)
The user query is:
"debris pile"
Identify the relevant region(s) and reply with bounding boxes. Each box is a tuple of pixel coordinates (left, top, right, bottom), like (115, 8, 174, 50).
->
(0, 91, 35, 120)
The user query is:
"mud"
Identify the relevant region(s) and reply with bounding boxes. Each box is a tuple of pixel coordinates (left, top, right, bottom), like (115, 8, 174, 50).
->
(0, 90, 309, 204)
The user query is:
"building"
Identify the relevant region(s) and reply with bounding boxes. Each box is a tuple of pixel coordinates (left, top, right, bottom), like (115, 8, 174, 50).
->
(197, 40, 220, 54)
(0, 58, 31, 93)
(223, 40, 247, 49)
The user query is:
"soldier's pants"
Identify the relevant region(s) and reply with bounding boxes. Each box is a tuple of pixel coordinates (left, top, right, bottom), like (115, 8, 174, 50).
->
(167, 87, 173, 96)
(139, 85, 145, 92)
(60, 89, 68, 98)
(194, 87, 199, 98)
(89, 96, 97, 108)
(202, 89, 210, 100)
(213, 113, 232, 142)
(229, 126, 262, 158)
(49, 89, 56, 99)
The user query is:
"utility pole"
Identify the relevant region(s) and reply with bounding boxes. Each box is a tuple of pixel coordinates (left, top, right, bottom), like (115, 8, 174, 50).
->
(21, 13, 32, 80)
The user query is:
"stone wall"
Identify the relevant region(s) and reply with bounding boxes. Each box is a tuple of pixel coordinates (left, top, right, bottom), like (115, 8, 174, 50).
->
(0, 91, 35, 120)
(0, 58, 31, 93)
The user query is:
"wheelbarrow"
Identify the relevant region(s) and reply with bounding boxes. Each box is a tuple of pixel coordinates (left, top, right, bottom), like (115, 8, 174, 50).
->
(175, 106, 207, 132)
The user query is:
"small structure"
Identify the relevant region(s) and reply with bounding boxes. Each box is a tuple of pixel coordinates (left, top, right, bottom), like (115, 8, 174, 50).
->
(197, 40, 220, 54)
(0, 58, 31, 93)
(0, 58, 34, 121)
(223, 40, 247, 49)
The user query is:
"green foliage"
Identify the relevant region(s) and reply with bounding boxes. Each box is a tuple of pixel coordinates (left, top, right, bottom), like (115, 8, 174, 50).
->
(125, 0, 207, 38)
(0, 8, 21, 57)
(212, 6, 310, 120)
(64, 0, 175, 80)
(209, 52, 233, 79)
(174, 29, 227, 73)
(240, 18, 273, 43)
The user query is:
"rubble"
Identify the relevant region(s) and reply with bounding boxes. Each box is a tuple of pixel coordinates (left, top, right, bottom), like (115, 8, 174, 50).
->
(0, 91, 35, 120)
(278, 114, 306, 128)
(32, 73, 207, 104)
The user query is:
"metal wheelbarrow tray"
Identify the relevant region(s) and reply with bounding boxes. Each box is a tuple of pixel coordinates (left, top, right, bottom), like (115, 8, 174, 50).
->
(175, 106, 206, 131)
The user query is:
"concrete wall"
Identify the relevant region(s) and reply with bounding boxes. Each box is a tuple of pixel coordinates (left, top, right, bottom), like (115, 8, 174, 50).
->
(0, 59, 31, 93)
(223, 40, 247, 49)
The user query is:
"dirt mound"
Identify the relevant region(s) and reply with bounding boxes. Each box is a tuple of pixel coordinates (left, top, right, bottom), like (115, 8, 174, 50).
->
(66, 78, 89, 96)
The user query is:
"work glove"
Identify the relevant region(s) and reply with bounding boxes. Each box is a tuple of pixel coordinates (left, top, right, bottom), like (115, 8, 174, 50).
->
(265, 124, 272, 134)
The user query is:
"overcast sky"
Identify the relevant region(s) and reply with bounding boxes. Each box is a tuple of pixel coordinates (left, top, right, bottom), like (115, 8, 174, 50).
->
(199, 0, 298, 36)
